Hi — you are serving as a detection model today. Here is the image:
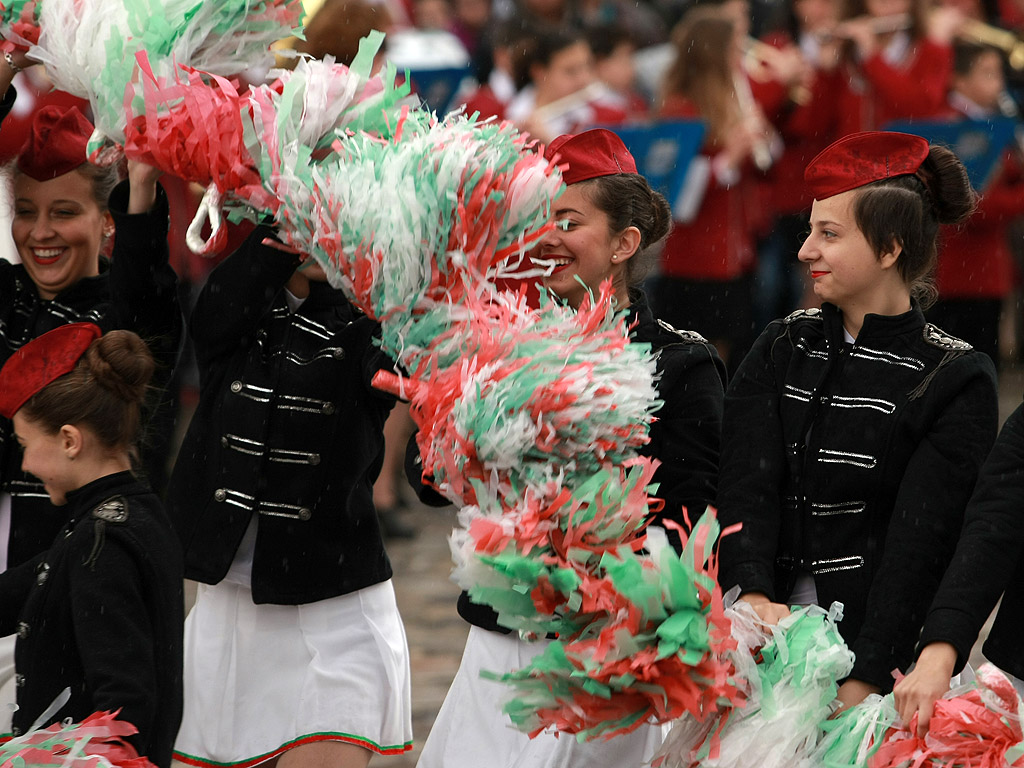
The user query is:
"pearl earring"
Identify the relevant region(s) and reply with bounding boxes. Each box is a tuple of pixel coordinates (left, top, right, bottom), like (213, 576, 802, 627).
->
(611, 254, 618, 262)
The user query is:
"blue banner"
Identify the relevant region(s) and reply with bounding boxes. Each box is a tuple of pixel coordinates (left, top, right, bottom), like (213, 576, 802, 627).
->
(601, 120, 707, 205)
(885, 117, 1018, 191)
(407, 66, 472, 116)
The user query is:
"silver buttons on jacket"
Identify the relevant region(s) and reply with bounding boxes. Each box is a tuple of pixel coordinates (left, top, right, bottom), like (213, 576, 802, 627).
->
(214, 489, 227, 502)
(230, 380, 243, 393)
(16, 622, 28, 639)
(35, 564, 49, 586)
(298, 508, 312, 521)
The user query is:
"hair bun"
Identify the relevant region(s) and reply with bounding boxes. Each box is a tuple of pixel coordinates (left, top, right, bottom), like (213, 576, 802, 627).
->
(921, 145, 977, 225)
(648, 185, 672, 246)
(85, 330, 154, 405)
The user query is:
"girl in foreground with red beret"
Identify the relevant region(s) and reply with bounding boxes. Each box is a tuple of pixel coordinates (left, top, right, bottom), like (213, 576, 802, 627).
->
(716, 131, 999, 713)
(416, 128, 727, 767)
(0, 323, 183, 767)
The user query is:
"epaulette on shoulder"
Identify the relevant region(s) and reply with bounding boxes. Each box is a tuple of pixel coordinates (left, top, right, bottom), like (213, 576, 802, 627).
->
(783, 307, 823, 324)
(91, 496, 128, 523)
(923, 323, 972, 352)
(656, 319, 709, 344)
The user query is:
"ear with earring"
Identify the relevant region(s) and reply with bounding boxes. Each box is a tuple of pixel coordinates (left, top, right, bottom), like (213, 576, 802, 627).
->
(611, 254, 618, 262)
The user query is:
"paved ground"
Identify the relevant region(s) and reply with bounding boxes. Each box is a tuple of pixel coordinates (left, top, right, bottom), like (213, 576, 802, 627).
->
(374, 507, 468, 767)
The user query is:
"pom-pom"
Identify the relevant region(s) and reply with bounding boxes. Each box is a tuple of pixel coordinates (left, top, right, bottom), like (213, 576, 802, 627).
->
(0, 709, 155, 768)
(653, 601, 855, 768)
(489, 514, 742, 741)
(31, 0, 302, 157)
(0, 0, 38, 51)
(870, 663, 1024, 768)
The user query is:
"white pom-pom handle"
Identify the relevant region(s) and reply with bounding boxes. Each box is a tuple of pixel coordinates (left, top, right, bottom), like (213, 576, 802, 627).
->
(86, 128, 123, 167)
(186, 184, 224, 257)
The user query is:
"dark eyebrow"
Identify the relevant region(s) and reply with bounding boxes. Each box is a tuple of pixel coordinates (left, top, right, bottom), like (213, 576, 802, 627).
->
(554, 207, 584, 217)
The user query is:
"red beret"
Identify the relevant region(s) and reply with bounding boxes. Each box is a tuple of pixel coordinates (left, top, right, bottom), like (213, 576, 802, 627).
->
(0, 323, 101, 419)
(545, 129, 638, 185)
(17, 105, 93, 181)
(805, 131, 930, 200)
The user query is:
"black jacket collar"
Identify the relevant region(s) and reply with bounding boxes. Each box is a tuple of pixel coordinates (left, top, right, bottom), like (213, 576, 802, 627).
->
(64, 471, 147, 521)
(822, 301, 924, 343)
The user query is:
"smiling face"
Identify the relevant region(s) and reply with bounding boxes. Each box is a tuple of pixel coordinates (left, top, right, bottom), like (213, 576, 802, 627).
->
(536, 182, 632, 309)
(798, 190, 903, 311)
(12, 169, 111, 301)
(13, 411, 74, 506)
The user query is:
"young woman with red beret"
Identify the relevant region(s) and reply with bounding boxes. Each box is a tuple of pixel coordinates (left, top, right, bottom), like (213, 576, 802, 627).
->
(416, 128, 726, 768)
(716, 131, 999, 712)
(0, 323, 183, 767)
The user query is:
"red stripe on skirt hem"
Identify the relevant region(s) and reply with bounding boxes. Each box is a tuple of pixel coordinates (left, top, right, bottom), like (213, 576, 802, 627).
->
(173, 732, 413, 767)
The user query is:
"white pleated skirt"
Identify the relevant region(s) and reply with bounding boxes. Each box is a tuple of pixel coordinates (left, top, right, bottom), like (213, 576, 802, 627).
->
(417, 625, 665, 768)
(174, 579, 412, 767)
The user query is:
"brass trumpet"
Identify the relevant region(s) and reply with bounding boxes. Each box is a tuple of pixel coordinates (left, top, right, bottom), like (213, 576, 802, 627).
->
(958, 18, 1024, 70)
(819, 12, 1024, 70)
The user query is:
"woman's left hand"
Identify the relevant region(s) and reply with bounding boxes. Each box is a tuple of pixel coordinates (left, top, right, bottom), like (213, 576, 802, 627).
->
(832, 678, 882, 717)
(126, 159, 162, 214)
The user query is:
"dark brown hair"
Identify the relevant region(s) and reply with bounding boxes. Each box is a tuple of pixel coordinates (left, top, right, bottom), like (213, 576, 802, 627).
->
(953, 41, 1000, 77)
(20, 330, 155, 453)
(578, 173, 673, 285)
(852, 145, 976, 307)
(511, 26, 588, 91)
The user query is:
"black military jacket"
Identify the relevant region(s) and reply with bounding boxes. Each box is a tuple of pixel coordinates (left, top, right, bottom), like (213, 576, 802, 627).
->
(718, 302, 998, 690)
(917, 399, 1024, 678)
(168, 227, 396, 605)
(0, 472, 184, 768)
(0, 181, 180, 567)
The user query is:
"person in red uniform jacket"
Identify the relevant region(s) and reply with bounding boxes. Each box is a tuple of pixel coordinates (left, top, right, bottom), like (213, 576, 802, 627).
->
(929, 42, 1024, 368)
(753, 0, 843, 325)
(654, 4, 778, 370)
(826, 0, 961, 135)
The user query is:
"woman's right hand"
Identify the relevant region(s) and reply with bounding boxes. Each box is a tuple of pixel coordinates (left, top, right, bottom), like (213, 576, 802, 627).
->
(126, 159, 162, 214)
(893, 641, 957, 737)
(737, 591, 791, 624)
